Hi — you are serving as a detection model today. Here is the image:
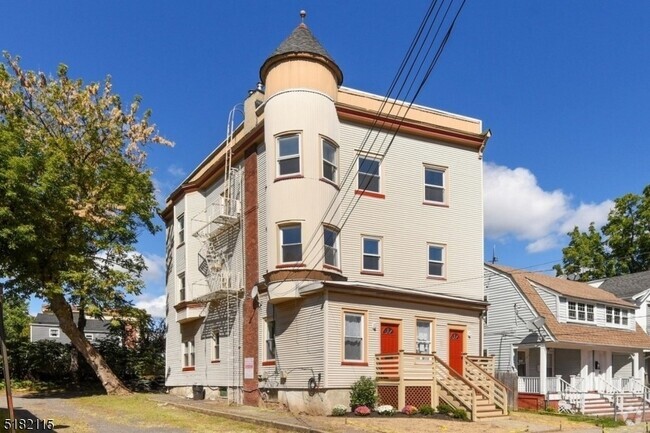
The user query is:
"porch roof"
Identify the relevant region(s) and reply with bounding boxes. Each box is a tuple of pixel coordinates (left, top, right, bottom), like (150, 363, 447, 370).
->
(486, 264, 650, 349)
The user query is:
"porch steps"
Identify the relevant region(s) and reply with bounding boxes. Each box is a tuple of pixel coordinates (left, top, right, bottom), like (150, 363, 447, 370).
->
(582, 397, 615, 416)
(581, 395, 650, 419)
(438, 388, 507, 420)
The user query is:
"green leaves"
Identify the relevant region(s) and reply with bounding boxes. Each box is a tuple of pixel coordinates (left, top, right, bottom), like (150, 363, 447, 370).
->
(557, 186, 650, 281)
(0, 53, 170, 312)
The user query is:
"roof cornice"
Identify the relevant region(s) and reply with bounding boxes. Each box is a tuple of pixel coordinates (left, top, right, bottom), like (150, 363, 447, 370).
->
(336, 103, 489, 152)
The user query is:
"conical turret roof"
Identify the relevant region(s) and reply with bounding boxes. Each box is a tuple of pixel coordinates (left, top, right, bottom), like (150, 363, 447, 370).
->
(260, 23, 343, 85)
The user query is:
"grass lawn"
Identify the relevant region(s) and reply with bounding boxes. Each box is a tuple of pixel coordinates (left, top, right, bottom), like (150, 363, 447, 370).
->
(72, 393, 282, 433)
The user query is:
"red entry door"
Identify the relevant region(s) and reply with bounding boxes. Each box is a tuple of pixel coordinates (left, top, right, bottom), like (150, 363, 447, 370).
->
(380, 323, 399, 354)
(449, 329, 464, 375)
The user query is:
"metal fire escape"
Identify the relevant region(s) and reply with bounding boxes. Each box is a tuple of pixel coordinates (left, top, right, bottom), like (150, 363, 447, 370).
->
(191, 105, 244, 404)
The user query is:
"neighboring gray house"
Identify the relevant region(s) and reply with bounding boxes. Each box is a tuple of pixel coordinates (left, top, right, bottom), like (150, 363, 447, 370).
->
(484, 263, 650, 417)
(30, 312, 111, 344)
(590, 270, 650, 380)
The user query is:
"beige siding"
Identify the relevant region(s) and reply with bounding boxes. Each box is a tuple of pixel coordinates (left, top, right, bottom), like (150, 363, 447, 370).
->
(258, 293, 325, 389)
(165, 300, 243, 387)
(264, 90, 341, 270)
(257, 144, 268, 280)
(326, 291, 480, 388)
(335, 122, 484, 300)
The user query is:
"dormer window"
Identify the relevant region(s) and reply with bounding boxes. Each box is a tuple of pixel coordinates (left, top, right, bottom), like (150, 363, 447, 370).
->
(568, 301, 594, 322)
(606, 307, 629, 326)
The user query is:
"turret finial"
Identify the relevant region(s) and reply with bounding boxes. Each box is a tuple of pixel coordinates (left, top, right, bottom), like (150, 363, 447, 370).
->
(300, 10, 306, 25)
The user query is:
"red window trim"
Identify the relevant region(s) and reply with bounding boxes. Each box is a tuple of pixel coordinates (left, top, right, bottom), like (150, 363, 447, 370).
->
(361, 270, 384, 276)
(323, 263, 342, 273)
(182, 366, 195, 372)
(341, 361, 369, 367)
(276, 262, 306, 269)
(262, 360, 276, 366)
(355, 189, 385, 199)
(422, 201, 449, 208)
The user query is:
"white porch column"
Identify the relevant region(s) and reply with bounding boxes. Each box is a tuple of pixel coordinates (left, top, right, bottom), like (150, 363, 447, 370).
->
(539, 344, 548, 395)
(632, 352, 640, 380)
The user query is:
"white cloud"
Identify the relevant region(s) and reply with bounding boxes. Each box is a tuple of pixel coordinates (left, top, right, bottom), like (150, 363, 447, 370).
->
(134, 293, 167, 318)
(560, 200, 614, 234)
(142, 253, 165, 287)
(167, 164, 186, 178)
(484, 162, 613, 253)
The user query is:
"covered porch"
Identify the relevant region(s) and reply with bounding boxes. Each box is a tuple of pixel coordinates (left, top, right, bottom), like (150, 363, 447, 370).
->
(516, 344, 645, 396)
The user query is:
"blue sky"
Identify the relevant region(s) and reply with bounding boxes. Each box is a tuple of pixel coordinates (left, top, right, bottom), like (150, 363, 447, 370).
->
(3, 2, 649, 317)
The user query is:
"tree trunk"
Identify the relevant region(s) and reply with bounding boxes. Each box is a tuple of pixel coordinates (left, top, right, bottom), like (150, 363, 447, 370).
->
(48, 293, 130, 395)
(71, 300, 87, 384)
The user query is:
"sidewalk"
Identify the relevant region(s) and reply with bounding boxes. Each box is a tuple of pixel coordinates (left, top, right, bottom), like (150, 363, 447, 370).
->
(149, 393, 614, 433)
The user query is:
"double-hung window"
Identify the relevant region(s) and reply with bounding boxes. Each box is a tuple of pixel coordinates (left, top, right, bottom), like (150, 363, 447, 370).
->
(416, 320, 432, 354)
(265, 320, 276, 361)
(362, 236, 381, 272)
(85, 334, 94, 341)
(568, 301, 594, 322)
(358, 156, 380, 193)
(212, 332, 220, 361)
(424, 167, 446, 203)
(606, 307, 629, 326)
(49, 328, 60, 338)
(322, 139, 338, 183)
(177, 213, 185, 244)
(277, 134, 300, 177)
(178, 273, 186, 302)
(428, 244, 445, 277)
(344, 312, 364, 362)
(280, 224, 302, 263)
(183, 338, 195, 368)
(323, 226, 339, 268)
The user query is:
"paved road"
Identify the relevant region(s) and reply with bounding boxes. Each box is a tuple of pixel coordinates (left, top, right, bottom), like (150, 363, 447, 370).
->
(0, 394, 186, 433)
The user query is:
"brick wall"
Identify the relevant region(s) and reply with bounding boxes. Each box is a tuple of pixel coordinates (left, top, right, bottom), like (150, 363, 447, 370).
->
(243, 145, 259, 405)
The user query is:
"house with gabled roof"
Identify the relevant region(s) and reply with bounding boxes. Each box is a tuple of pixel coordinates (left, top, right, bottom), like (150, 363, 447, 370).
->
(590, 270, 650, 383)
(485, 263, 650, 417)
(30, 311, 111, 344)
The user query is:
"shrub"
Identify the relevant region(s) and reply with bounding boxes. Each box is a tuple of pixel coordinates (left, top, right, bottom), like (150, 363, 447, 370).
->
(452, 408, 469, 421)
(418, 404, 436, 415)
(331, 404, 347, 416)
(437, 402, 455, 416)
(376, 405, 395, 416)
(349, 376, 378, 409)
(401, 405, 418, 415)
(354, 405, 371, 416)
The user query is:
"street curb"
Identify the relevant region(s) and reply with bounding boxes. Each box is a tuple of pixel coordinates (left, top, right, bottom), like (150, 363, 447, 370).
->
(149, 398, 329, 433)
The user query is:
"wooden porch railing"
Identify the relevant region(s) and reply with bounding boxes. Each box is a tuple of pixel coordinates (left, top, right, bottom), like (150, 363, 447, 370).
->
(433, 353, 478, 421)
(464, 355, 508, 415)
(375, 351, 509, 421)
(467, 355, 495, 375)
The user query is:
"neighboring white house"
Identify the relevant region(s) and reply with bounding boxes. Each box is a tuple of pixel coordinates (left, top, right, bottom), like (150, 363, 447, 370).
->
(484, 263, 650, 417)
(162, 16, 499, 418)
(590, 270, 650, 382)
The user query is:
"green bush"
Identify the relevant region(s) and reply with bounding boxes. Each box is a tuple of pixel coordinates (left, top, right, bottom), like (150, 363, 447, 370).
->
(418, 404, 435, 415)
(331, 404, 347, 416)
(349, 376, 378, 409)
(437, 402, 455, 415)
(452, 408, 469, 421)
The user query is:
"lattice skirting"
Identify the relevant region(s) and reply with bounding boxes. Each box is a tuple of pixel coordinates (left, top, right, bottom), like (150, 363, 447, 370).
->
(377, 385, 398, 407)
(405, 386, 431, 407)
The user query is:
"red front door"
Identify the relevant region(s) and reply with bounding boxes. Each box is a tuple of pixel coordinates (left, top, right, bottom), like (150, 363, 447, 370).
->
(380, 323, 399, 354)
(449, 329, 464, 375)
